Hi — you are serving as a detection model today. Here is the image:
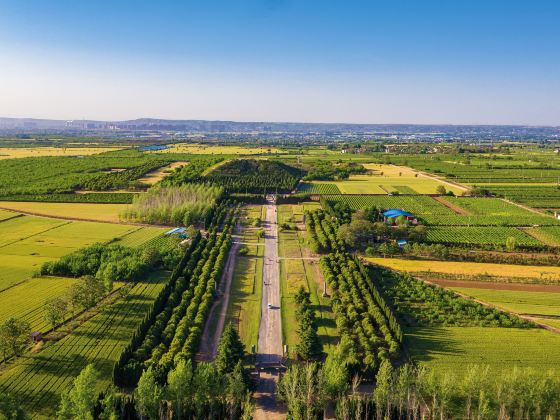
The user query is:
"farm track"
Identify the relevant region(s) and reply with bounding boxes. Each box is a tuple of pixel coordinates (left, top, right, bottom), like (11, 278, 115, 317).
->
(0, 213, 24, 224)
(501, 198, 555, 218)
(379, 185, 392, 194)
(433, 196, 472, 215)
(197, 224, 241, 361)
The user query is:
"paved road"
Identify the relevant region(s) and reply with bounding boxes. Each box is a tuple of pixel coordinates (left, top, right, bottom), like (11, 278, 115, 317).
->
(257, 204, 283, 363)
(255, 203, 285, 420)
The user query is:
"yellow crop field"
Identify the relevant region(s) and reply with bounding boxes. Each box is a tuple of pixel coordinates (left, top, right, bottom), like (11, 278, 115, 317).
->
(0, 202, 130, 223)
(321, 163, 464, 195)
(0, 146, 123, 159)
(366, 257, 560, 280)
(150, 143, 285, 155)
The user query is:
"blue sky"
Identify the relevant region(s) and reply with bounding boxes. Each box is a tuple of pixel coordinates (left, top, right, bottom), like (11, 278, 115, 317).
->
(0, 0, 558, 124)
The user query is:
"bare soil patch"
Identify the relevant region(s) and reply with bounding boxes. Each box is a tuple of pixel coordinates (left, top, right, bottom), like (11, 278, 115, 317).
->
(138, 161, 189, 185)
(433, 196, 472, 215)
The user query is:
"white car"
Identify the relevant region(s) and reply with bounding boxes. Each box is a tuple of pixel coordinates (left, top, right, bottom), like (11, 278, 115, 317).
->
(267, 303, 272, 309)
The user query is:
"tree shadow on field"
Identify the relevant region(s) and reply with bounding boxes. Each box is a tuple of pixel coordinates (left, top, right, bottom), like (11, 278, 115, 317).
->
(316, 316, 336, 330)
(17, 388, 60, 419)
(319, 334, 339, 347)
(29, 353, 89, 378)
(404, 327, 465, 364)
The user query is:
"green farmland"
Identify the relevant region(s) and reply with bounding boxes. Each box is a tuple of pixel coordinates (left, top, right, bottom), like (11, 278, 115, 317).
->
(0, 276, 80, 332)
(227, 206, 264, 352)
(0, 215, 142, 291)
(0, 271, 168, 418)
(277, 205, 338, 354)
(406, 326, 560, 374)
(1, 140, 560, 418)
(448, 287, 560, 328)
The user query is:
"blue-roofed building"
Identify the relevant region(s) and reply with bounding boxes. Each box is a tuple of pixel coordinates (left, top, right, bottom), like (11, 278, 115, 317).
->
(383, 209, 412, 218)
(383, 209, 417, 225)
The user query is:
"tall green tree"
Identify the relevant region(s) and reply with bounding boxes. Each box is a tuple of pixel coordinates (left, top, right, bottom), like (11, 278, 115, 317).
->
(373, 359, 394, 419)
(215, 323, 245, 375)
(44, 297, 68, 329)
(167, 359, 194, 419)
(225, 362, 250, 418)
(0, 317, 31, 361)
(192, 363, 224, 419)
(0, 393, 27, 420)
(135, 367, 163, 420)
(57, 364, 98, 420)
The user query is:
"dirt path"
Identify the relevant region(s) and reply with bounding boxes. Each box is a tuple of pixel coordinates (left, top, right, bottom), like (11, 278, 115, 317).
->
(255, 203, 285, 420)
(433, 196, 472, 215)
(501, 198, 554, 217)
(197, 227, 241, 361)
(521, 227, 560, 247)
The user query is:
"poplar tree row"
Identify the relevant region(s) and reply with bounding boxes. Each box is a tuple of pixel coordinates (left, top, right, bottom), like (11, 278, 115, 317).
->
(114, 204, 238, 386)
(320, 253, 401, 373)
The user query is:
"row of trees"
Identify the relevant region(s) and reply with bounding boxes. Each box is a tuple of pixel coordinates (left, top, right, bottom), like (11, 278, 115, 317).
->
(294, 286, 322, 360)
(304, 209, 403, 375)
(43, 275, 115, 329)
(0, 318, 31, 363)
(279, 355, 560, 420)
(305, 210, 343, 254)
(338, 361, 560, 420)
(122, 184, 224, 227)
(376, 269, 532, 328)
(320, 253, 402, 374)
(114, 205, 238, 386)
(58, 323, 250, 419)
(1, 272, 122, 363)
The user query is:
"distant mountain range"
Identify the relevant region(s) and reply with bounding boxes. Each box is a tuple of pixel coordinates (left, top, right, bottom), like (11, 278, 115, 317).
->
(0, 117, 559, 140)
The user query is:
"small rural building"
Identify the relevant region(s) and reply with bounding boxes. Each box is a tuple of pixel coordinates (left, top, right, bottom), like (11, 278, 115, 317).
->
(31, 332, 43, 343)
(383, 209, 418, 225)
(165, 227, 188, 239)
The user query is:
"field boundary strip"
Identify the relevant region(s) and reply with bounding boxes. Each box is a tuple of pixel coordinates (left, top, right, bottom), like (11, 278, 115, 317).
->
(0, 212, 24, 224)
(433, 196, 472, 215)
(0, 204, 171, 228)
(500, 197, 556, 218)
(0, 219, 70, 250)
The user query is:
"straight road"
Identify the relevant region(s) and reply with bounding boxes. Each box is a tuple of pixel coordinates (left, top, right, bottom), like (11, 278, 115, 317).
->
(255, 202, 285, 420)
(257, 204, 283, 363)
